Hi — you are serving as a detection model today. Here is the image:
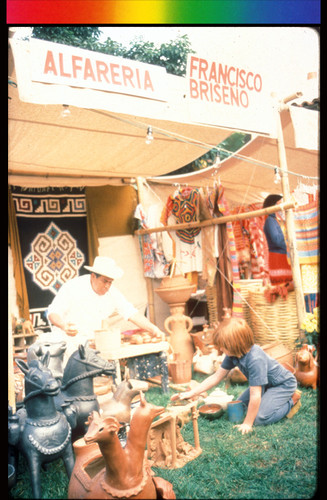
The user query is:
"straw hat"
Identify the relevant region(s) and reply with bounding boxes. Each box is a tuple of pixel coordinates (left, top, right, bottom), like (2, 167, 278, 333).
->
(84, 256, 124, 280)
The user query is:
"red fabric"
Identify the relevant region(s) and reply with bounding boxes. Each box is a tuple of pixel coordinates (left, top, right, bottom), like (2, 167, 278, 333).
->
(268, 252, 293, 284)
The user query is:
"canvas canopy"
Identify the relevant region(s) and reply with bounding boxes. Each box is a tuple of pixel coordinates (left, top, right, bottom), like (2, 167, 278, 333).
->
(150, 108, 319, 207)
(8, 37, 319, 205)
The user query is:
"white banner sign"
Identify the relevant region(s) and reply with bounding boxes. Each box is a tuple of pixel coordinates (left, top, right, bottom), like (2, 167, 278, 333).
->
(186, 54, 276, 135)
(30, 39, 168, 101)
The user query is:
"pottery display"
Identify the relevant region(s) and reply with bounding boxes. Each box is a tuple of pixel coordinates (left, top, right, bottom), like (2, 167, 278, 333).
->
(68, 391, 176, 499)
(295, 346, 318, 389)
(9, 352, 75, 499)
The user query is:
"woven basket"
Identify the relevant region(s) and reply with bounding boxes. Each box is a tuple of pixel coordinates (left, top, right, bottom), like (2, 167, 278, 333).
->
(248, 288, 300, 349)
(236, 279, 263, 328)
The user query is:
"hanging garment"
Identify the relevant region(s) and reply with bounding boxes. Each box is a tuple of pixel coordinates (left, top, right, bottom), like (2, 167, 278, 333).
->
(134, 204, 169, 279)
(293, 200, 319, 295)
(264, 213, 293, 284)
(160, 188, 203, 274)
(205, 185, 240, 320)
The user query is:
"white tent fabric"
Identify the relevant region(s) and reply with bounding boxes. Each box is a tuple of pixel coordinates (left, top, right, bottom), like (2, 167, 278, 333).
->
(150, 108, 319, 206)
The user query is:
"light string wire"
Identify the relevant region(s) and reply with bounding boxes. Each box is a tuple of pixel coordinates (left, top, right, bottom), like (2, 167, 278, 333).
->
(90, 109, 319, 182)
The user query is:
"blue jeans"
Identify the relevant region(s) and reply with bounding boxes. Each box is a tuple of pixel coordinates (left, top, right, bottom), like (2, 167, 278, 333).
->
(238, 377, 297, 426)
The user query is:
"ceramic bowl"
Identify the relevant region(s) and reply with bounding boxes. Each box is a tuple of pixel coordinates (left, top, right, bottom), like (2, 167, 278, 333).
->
(199, 403, 224, 420)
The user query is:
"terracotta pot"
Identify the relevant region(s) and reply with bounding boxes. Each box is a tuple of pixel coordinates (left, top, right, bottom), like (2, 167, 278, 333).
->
(169, 359, 192, 384)
(68, 438, 104, 499)
(164, 310, 194, 363)
(155, 275, 196, 306)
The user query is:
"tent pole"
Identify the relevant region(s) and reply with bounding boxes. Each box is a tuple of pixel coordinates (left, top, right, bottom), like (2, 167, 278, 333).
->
(136, 176, 156, 324)
(276, 102, 306, 327)
(135, 200, 295, 236)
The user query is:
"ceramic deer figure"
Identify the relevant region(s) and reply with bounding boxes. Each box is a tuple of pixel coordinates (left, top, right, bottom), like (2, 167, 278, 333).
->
(68, 392, 175, 499)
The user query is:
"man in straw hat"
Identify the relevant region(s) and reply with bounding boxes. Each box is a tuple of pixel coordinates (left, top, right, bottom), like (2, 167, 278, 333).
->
(47, 256, 165, 358)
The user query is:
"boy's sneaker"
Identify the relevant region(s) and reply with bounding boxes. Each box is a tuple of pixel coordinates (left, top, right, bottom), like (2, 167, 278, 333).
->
(286, 389, 302, 419)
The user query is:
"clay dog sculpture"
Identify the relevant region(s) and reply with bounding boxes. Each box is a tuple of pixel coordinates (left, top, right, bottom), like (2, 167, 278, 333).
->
(8, 352, 75, 499)
(68, 392, 176, 499)
(295, 346, 318, 389)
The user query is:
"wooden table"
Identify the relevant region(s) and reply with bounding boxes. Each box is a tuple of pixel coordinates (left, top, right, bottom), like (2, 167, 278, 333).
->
(100, 341, 170, 392)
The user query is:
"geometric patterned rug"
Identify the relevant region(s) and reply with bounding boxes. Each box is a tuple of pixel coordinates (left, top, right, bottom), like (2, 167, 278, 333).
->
(11, 186, 89, 332)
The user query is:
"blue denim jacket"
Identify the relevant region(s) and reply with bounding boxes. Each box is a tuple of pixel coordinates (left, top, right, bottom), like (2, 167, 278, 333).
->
(221, 344, 295, 387)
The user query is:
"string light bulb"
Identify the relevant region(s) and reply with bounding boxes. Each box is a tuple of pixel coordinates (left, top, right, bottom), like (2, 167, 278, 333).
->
(145, 126, 154, 144)
(274, 166, 281, 184)
(61, 104, 71, 118)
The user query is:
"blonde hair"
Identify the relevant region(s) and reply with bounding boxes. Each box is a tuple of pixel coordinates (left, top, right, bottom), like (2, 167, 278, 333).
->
(213, 317, 254, 357)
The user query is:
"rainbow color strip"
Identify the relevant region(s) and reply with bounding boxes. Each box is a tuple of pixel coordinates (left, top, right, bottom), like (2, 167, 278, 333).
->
(7, 0, 320, 24)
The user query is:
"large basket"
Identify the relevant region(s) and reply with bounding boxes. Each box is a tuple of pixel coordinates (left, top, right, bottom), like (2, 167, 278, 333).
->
(248, 288, 300, 349)
(235, 279, 263, 328)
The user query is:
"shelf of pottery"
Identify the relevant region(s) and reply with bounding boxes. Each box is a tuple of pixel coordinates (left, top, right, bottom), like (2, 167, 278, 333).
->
(12, 319, 38, 354)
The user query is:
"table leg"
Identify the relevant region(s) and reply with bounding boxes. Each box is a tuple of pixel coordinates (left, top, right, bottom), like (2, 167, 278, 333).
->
(159, 350, 169, 393)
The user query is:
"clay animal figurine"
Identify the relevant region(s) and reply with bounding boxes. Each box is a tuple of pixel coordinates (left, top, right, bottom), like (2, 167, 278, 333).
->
(27, 340, 67, 381)
(100, 375, 149, 423)
(55, 343, 117, 441)
(68, 392, 176, 499)
(8, 352, 75, 499)
(295, 346, 318, 389)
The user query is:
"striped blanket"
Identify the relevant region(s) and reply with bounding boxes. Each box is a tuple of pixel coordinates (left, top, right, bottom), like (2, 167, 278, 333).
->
(293, 201, 319, 265)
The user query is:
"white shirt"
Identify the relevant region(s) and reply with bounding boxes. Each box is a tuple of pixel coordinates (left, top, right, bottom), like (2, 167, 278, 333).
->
(47, 274, 138, 339)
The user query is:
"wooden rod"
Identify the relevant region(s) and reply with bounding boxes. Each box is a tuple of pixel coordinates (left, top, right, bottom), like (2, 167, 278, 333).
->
(136, 176, 156, 324)
(276, 110, 306, 327)
(134, 200, 296, 237)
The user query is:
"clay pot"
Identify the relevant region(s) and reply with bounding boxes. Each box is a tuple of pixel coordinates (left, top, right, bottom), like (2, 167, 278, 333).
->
(165, 307, 194, 363)
(68, 438, 104, 499)
(169, 358, 192, 384)
(199, 404, 223, 420)
(155, 275, 196, 307)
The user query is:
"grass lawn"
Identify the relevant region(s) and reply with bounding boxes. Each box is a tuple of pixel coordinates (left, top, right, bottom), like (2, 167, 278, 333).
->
(9, 374, 319, 499)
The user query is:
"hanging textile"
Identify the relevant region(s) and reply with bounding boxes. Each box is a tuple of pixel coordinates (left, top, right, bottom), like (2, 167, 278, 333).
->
(205, 185, 240, 320)
(293, 200, 319, 297)
(160, 187, 202, 274)
(134, 204, 169, 278)
(11, 186, 89, 332)
(8, 187, 30, 320)
(199, 188, 217, 287)
(231, 203, 269, 281)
